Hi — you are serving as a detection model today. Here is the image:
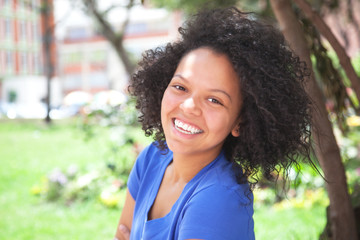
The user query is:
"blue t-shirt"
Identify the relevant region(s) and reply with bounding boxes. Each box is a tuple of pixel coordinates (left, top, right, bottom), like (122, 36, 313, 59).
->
(128, 143, 255, 240)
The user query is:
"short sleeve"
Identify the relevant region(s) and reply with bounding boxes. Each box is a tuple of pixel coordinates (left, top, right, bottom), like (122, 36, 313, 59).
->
(178, 185, 255, 240)
(127, 144, 152, 201)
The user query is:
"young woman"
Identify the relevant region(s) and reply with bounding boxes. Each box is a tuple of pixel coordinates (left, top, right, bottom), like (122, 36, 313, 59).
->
(114, 7, 314, 240)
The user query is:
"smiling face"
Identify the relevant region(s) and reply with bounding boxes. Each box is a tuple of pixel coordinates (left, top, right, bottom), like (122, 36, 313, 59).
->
(161, 47, 242, 160)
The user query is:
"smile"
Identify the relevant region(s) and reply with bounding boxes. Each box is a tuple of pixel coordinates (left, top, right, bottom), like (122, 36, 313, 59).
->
(174, 119, 204, 135)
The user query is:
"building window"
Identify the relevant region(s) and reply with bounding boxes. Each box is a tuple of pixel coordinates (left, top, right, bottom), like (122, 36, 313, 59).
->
(17, 0, 24, 10)
(33, 53, 39, 73)
(65, 51, 82, 65)
(64, 74, 82, 90)
(33, 22, 40, 42)
(28, 22, 32, 43)
(32, 0, 39, 10)
(27, 21, 32, 43)
(4, 18, 12, 38)
(21, 52, 27, 72)
(4, 0, 11, 6)
(5, 51, 13, 71)
(33, 23, 37, 41)
(89, 71, 108, 88)
(89, 50, 106, 64)
(0, 51, 4, 72)
(34, 52, 42, 74)
(0, 20, 2, 40)
(35, 0, 40, 10)
(19, 20, 27, 40)
(28, 52, 33, 74)
(126, 22, 147, 35)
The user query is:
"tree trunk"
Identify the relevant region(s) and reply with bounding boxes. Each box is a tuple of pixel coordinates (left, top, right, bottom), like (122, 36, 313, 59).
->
(269, 0, 358, 239)
(113, 38, 136, 76)
(42, 0, 54, 124)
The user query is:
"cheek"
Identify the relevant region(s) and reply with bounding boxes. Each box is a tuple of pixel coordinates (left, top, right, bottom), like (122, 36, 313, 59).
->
(160, 96, 167, 124)
(161, 90, 175, 121)
(206, 110, 229, 129)
(161, 90, 180, 112)
(205, 110, 236, 135)
(161, 91, 170, 113)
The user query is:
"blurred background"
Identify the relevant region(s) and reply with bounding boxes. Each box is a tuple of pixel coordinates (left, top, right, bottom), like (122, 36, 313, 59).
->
(0, 0, 359, 239)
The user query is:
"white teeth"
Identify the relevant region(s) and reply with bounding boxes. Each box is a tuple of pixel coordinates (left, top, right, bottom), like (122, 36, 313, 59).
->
(174, 119, 203, 135)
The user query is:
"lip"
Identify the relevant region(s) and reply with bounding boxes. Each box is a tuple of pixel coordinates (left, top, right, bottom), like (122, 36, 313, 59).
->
(171, 117, 204, 136)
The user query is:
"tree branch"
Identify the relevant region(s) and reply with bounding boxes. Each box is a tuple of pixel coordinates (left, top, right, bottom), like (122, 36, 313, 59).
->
(82, 0, 121, 43)
(19, 0, 75, 33)
(347, 0, 360, 48)
(103, 4, 127, 15)
(119, 0, 135, 38)
(81, 0, 136, 75)
(293, 0, 360, 109)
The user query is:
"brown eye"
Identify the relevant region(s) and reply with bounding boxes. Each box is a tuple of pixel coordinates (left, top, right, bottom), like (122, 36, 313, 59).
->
(208, 98, 223, 105)
(173, 85, 186, 91)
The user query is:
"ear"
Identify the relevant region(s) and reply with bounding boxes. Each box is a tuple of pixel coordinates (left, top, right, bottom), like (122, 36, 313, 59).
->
(231, 117, 242, 137)
(231, 126, 240, 137)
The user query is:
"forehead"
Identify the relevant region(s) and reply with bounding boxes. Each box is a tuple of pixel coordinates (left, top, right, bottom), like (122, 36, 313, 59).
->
(176, 47, 239, 85)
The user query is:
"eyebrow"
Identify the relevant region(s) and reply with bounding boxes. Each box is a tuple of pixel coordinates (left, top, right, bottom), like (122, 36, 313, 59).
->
(173, 74, 232, 102)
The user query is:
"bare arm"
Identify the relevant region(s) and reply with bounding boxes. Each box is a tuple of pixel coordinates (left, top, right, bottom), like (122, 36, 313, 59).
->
(114, 189, 135, 240)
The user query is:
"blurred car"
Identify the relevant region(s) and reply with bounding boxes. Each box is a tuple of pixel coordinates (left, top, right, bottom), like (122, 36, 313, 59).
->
(0, 102, 47, 119)
(49, 104, 83, 119)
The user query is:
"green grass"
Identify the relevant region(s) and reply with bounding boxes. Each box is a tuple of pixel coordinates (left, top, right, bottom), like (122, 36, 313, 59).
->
(254, 205, 326, 239)
(0, 119, 130, 239)
(0, 119, 326, 239)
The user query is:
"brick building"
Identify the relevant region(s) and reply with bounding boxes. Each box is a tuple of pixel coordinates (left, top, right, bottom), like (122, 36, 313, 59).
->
(58, 8, 182, 95)
(0, 0, 60, 118)
(0, 0, 44, 79)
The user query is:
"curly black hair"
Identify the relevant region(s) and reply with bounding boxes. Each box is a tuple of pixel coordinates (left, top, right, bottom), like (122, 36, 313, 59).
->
(129, 7, 315, 186)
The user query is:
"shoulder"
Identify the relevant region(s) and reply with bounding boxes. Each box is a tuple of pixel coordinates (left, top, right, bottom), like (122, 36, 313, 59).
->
(178, 155, 254, 240)
(137, 141, 163, 160)
(188, 178, 253, 215)
(180, 184, 254, 240)
(127, 142, 172, 200)
(134, 142, 170, 173)
(196, 153, 251, 204)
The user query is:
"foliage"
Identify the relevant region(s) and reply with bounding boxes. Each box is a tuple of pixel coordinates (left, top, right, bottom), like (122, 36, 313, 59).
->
(253, 166, 328, 210)
(335, 117, 360, 207)
(31, 164, 128, 208)
(79, 96, 142, 172)
(8, 90, 17, 103)
(80, 96, 139, 135)
(0, 120, 124, 239)
(151, 0, 239, 14)
(253, 115, 360, 213)
(31, 97, 144, 207)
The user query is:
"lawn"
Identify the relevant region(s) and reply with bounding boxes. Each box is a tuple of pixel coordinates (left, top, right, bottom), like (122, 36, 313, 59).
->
(0, 119, 326, 239)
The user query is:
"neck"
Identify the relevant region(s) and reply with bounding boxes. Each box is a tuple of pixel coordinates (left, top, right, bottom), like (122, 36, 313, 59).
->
(170, 149, 222, 183)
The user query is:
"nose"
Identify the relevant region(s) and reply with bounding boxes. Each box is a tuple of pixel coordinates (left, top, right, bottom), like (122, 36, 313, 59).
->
(180, 97, 201, 116)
